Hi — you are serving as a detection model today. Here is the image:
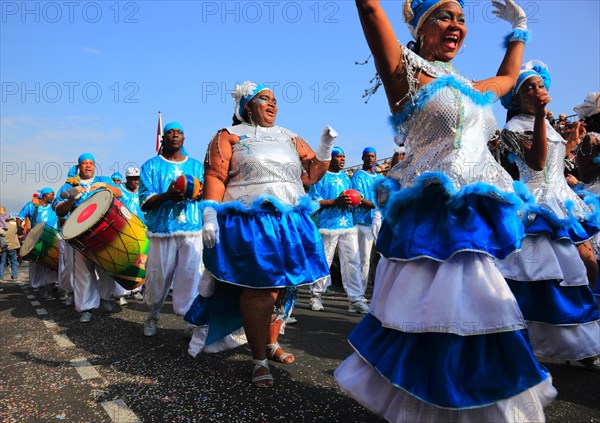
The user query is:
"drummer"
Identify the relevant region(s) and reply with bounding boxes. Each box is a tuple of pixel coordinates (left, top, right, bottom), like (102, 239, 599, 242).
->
(113, 166, 146, 303)
(138, 122, 204, 337)
(17, 187, 58, 291)
(111, 172, 124, 185)
(54, 153, 123, 323)
(56, 165, 78, 306)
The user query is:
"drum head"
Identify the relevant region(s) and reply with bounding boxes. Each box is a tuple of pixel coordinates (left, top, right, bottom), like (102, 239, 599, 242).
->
(20, 222, 46, 257)
(62, 190, 113, 240)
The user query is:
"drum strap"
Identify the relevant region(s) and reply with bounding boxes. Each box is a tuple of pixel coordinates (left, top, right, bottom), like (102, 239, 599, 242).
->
(32, 204, 39, 226)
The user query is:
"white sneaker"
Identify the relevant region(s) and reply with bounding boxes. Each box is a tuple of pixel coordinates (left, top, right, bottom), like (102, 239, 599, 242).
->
(310, 296, 324, 311)
(64, 294, 74, 306)
(144, 318, 158, 337)
(79, 311, 92, 323)
(348, 301, 369, 314)
(101, 300, 114, 312)
(132, 292, 143, 301)
(117, 297, 128, 306)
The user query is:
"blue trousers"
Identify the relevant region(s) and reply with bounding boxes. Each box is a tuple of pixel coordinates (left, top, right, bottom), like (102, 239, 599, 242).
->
(0, 249, 18, 280)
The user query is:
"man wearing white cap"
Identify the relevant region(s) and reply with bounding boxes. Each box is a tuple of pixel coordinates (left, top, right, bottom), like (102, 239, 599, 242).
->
(120, 167, 145, 224)
(113, 166, 146, 303)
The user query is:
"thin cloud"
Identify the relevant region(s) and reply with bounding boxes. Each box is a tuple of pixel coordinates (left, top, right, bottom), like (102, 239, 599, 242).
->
(0, 115, 125, 213)
(81, 47, 102, 55)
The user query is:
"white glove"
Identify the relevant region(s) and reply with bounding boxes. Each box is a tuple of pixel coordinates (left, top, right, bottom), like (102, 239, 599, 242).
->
(202, 207, 220, 248)
(316, 125, 338, 161)
(371, 210, 382, 239)
(492, 0, 527, 30)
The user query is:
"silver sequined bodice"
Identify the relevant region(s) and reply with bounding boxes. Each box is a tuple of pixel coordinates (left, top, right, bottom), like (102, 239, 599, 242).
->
(505, 115, 590, 219)
(223, 123, 306, 206)
(388, 49, 514, 192)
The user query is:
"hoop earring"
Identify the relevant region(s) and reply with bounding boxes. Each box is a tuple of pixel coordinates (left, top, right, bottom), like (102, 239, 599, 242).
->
(458, 44, 466, 55)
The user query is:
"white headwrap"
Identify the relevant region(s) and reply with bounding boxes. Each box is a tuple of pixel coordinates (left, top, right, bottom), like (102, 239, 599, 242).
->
(573, 92, 600, 119)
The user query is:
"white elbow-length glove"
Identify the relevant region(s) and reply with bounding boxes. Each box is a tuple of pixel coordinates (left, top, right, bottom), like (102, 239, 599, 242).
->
(202, 207, 220, 248)
(316, 125, 338, 161)
(492, 0, 527, 30)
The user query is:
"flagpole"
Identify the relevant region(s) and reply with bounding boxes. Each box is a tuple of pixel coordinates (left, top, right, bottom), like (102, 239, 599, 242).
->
(156, 111, 163, 153)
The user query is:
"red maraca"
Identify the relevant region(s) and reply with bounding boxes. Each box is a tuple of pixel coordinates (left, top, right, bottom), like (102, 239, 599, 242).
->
(344, 189, 362, 206)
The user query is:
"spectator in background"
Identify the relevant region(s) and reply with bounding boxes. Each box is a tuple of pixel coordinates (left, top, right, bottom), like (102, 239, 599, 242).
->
(546, 110, 555, 125)
(0, 214, 21, 282)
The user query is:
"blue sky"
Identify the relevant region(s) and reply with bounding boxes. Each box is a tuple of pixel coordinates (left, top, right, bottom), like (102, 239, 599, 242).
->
(1, 0, 599, 212)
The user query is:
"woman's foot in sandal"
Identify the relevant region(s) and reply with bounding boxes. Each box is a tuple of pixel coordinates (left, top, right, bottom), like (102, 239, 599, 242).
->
(252, 359, 274, 388)
(267, 343, 295, 363)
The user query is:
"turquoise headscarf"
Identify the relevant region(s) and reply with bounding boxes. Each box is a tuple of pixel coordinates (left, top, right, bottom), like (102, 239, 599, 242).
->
(501, 60, 551, 110)
(404, 0, 465, 39)
(232, 82, 273, 122)
(78, 153, 95, 164)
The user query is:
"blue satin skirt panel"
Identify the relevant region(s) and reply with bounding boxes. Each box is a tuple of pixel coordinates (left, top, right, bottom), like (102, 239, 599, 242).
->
(204, 206, 329, 288)
(525, 212, 600, 244)
(376, 175, 525, 261)
(506, 279, 600, 325)
(184, 283, 243, 345)
(349, 314, 550, 409)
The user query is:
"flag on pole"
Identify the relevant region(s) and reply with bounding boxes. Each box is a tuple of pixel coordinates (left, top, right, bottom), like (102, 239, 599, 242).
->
(155, 111, 163, 153)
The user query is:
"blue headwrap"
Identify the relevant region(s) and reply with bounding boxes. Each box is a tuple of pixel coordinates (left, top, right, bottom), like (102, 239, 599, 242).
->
(78, 153, 95, 164)
(331, 146, 345, 157)
(403, 0, 464, 39)
(111, 172, 123, 181)
(163, 122, 184, 134)
(363, 147, 376, 156)
(501, 60, 552, 110)
(232, 82, 273, 122)
(67, 164, 78, 177)
(38, 187, 54, 197)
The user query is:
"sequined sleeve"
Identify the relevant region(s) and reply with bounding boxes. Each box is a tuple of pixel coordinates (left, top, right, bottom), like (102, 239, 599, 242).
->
(500, 129, 532, 162)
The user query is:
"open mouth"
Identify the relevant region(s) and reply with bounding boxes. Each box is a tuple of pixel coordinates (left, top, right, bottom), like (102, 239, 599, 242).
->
(443, 34, 459, 50)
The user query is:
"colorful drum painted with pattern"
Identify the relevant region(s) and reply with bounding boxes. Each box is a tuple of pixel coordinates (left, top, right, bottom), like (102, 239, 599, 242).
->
(62, 190, 149, 290)
(20, 222, 60, 271)
(174, 174, 203, 200)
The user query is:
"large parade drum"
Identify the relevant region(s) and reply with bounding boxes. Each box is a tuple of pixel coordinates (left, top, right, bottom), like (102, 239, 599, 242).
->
(62, 190, 149, 290)
(20, 222, 60, 271)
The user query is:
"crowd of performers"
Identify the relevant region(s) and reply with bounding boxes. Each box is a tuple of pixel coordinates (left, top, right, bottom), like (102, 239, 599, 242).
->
(5, 0, 600, 420)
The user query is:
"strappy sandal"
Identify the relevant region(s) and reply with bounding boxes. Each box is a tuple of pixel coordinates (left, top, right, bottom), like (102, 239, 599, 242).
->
(252, 359, 274, 388)
(267, 343, 295, 363)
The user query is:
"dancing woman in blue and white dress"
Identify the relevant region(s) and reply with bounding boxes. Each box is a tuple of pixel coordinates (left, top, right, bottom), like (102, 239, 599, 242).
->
(334, 0, 557, 421)
(186, 82, 335, 388)
(497, 62, 600, 372)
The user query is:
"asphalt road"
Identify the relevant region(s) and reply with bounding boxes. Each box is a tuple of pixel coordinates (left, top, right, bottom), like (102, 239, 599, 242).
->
(1, 262, 599, 422)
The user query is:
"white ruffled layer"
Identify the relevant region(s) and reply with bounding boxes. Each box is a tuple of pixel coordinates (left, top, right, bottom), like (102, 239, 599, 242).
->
(496, 235, 588, 285)
(527, 320, 600, 360)
(371, 254, 526, 336)
(188, 326, 247, 358)
(335, 354, 557, 423)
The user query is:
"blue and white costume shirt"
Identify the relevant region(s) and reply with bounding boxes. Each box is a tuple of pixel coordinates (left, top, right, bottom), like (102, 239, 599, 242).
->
(352, 169, 383, 226)
(309, 171, 355, 231)
(120, 186, 146, 225)
(18, 202, 58, 229)
(139, 155, 204, 236)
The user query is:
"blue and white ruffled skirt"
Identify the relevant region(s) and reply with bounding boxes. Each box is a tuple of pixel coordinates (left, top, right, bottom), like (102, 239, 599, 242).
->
(334, 173, 557, 422)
